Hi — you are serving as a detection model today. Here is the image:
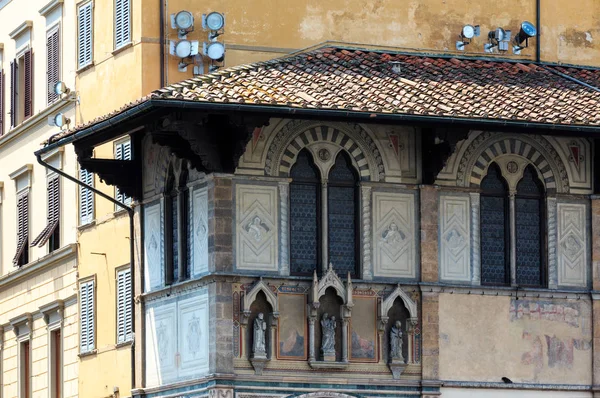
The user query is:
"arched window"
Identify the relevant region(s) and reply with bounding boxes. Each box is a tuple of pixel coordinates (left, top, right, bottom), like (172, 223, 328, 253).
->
(164, 164, 191, 284)
(327, 152, 359, 277)
(480, 163, 510, 285)
(290, 150, 320, 275)
(515, 165, 544, 286)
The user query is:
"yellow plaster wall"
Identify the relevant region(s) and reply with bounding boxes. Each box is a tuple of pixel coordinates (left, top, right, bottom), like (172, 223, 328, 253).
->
(438, 293, 592, 385)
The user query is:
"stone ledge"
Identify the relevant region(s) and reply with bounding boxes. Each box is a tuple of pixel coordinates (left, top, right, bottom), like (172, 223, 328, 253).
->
(308, 361, 349, 370)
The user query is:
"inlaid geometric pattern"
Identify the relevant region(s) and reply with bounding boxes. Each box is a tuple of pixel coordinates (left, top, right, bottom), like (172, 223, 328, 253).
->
(235, 184, 279, 271)
(372, 191, 416, 279)
(144, 202, 164, 291)
(192, 187, 209, 276)
(557, 202, 588, 287)
(439, 195, 471, 282)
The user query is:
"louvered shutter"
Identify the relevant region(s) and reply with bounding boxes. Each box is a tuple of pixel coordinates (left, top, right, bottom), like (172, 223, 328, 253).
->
(80, 280, 95, 353)
(0, 70, 4, 135)
(23, 50, 33, 119)
(10, 59, 16, 128)
(116, 269, 132, 343)
(78, 2, 93, 68)
(13, 193, 29, 265)
(31, 176, 60, 247)
(79, 168, 94, 225)
(115, 141, 132, 205)
(115, 0, 131, 49)
(47, 28, 60, 104)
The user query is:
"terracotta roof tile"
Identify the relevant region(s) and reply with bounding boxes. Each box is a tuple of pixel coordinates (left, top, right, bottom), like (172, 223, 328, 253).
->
(48, 47, 600, 145)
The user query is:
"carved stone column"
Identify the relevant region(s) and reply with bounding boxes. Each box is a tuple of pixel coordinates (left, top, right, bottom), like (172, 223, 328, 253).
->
(509, 192, 517, 286)
(278, 182, 290, 276)
(469, 192, 481, 285)
(308, 315, 316, 362)
(591, 197, 600, 397)
(547, 196, 558, 289)
(378, 318, 387, 365)
(341, 318, 349, 363)
(361, 185, 373, 280)
(321, 180, 328, 272)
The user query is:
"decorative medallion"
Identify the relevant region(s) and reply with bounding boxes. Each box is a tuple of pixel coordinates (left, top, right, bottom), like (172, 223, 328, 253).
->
(506, 161, 519, 174)
(318, 148, 331, 162)
(244, 216, 270, 243)
(561, 234, 583, 265)
(379, 222, 409, 261)
(187, 314, 202, 357)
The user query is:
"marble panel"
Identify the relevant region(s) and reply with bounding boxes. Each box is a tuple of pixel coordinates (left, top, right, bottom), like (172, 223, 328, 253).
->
(192, 187, 209, 276)
(439, 195, 471, 282)
(144, 202, 164, 292)
(557, 202, 589, 288)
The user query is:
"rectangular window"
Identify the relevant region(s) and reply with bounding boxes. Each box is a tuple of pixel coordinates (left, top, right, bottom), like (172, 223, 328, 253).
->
(10, 49, 33, 127)
(116, 268, 132, 343)
(77, 2, 93, 69)
(115, 139, 131, 206)
(31, 174, 60, 252)
(13, 191, 29, 266)
(79, 280, 95, 353)
(79, 168, 94, 225)
(114, 0, 131, 50)
(50, 329, 61, 398)
(20, 340, 31, 398)
(46, 26, 60, 104)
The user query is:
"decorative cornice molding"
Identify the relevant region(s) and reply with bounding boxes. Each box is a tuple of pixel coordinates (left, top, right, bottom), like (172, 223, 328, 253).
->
(9, 164, 32, 180)
(38, 0, 63, 16)
(9, 21, 32, 39)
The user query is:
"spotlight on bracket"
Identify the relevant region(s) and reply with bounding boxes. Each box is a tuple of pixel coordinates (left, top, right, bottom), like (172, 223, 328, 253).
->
(170, 39, 200, 71)
(204, 41, 225, 62)
(485, 27, 511, 53)
(171, 10, 194, 38)
(513, 21, 537, 54)
(47, 113, 70, 129)
(202, 12, 225, 39)
(456, 24, 480, 51)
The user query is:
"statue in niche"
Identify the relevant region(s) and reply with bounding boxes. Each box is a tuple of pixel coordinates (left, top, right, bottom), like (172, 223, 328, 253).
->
(321, 313, 336, 355)
(253, 313, 267, 358)
(390, 320, 404, 362)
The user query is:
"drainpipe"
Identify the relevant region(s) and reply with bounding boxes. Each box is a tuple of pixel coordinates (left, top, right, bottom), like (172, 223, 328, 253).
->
(35, 152, 137, 394)
(536, 0, 541, 63)
(159, 0, 166, 86)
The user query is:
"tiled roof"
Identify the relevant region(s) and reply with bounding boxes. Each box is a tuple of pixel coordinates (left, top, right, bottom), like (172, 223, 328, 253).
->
(48, 47, 600, 144)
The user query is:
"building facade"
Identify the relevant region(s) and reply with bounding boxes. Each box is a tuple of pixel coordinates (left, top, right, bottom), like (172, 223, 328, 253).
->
(0, 0, 79, 397)
(41, 45, 600, 398)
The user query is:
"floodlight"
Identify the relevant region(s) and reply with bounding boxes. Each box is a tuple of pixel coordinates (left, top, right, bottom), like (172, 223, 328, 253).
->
(204, 41, 225, 62)
(485, 27, 511, 53)
(456, 24, 480, 50)
(513, 21, 537, 54)
(174, 11, 194, 30)
(48, 113, 70, 129)
(170, 40, 199, 58)
(53, 81, 70, 96)
(203, 12, 225, 31)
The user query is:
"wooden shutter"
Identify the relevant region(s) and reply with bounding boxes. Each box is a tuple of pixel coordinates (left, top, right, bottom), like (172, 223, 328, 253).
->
(10, 59, 16, 128)
(23, 50, 33, 119)
(31, 176, 60, 247)
(79, 168, 94, 225)
(13, 193, 29, 265)
(0, 70, 4, 135)
(80, 280, 95, 353)
(116, 269, 132, 343)
(115, 141, 132, 204)
(115, 0, 131, 49)
(47, 28, 60, 104)
(78, 2, 93, 68)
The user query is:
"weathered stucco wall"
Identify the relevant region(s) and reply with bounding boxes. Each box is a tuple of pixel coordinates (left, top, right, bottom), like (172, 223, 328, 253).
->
(439, 293, 592, 385)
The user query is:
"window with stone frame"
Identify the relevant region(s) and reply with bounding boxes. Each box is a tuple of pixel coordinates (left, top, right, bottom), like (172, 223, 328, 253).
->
(289, 149, 360, 277)
(480, 162, 546, 287)
(164, 164, 191, 284)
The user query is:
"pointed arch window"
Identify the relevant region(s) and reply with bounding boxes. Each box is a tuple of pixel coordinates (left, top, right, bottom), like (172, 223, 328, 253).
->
(480, 162, 546, 287)
(289, 149, 360, 277)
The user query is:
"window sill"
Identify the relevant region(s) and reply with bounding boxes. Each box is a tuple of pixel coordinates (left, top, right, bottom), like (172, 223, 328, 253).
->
(77, 220, 97, 232)
(112, 42, 133, 56)
(76, 62, 95, 74)
(116, 340, 133, 349)
(78, 349, 97, 358)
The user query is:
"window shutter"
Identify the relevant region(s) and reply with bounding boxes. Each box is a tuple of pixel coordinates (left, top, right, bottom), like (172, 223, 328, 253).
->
(79, 168, 94, 225)
(116, 269, 132, 343)
(115, 0, 131, 49)
(31, 176, 60, 247)
(115, 141, 132, 205)
(13, 193, 29, 265)
(23, 50, 33, 119)
(78, 2, 93, 68)
(80, 281, 95, 353)
(0, 70, 4, 135)
(47, 28, 60, 104)
(10, 59, 16, 128)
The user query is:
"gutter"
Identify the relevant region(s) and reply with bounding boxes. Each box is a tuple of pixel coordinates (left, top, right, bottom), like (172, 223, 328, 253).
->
(34, 151, 137, 394)
(536, 0, 541, 63)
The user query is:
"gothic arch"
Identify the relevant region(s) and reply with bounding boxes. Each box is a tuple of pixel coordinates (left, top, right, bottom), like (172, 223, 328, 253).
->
(456, 133, 569, 194)
(380, 285, 418, 321)
(264, 120, 385, 181)
(243, 278, 279, 316)
(311, 264, 353, 308)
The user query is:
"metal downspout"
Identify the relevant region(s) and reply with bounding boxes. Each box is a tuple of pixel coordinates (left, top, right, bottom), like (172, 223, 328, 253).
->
(159, 0, 166, 87)
(536, 0, 541, 63)
(35, 152, 137, 394)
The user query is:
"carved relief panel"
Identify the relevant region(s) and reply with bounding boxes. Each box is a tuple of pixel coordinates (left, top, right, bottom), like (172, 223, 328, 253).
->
(192, 187, 209, 276)
(144, 201, 164, 291)
(145, 301, 177, 387)
(556, 202, 589, 288)
(439, 194, 471, 283)
(372, 191, 417, 279)
(235, 184, 279, 271)
(178, 294, 210, 377)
